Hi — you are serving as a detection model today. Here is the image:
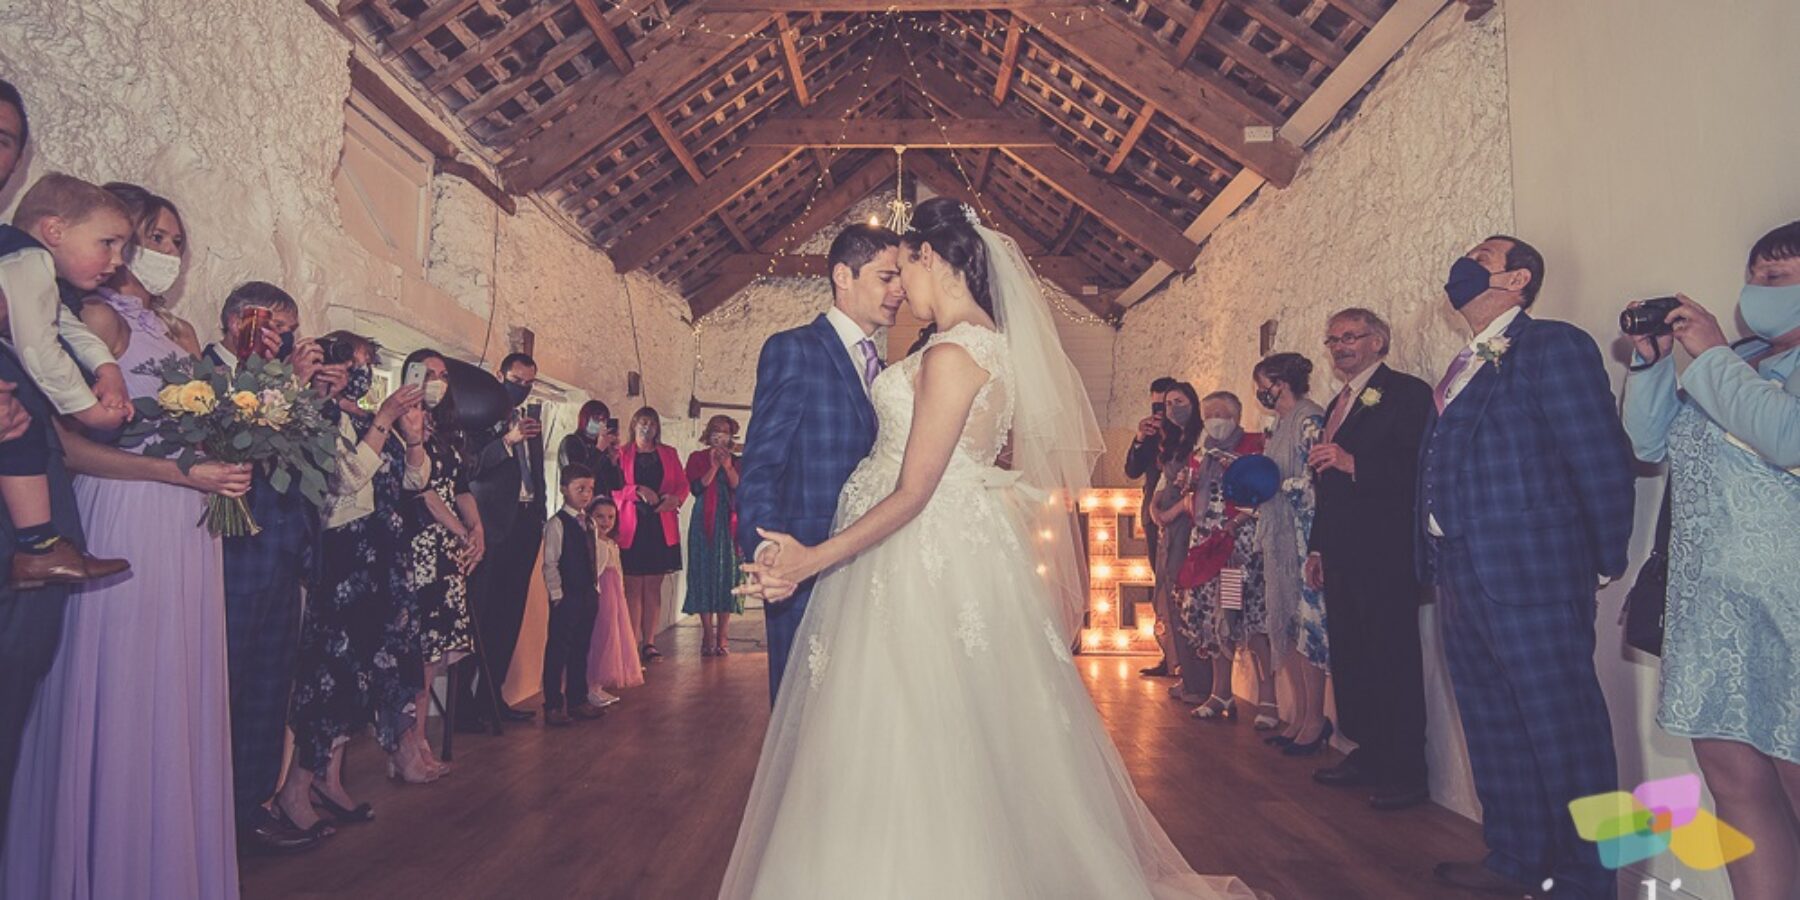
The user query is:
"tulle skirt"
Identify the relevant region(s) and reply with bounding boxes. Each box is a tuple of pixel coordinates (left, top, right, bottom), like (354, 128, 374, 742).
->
(587, 567, 643, 693)
(719, 467, 1261, 899)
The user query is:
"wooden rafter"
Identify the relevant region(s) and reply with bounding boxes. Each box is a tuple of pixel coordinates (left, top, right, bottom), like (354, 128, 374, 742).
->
(741, 118, 1053, 147)
(381, 0, 480, 59)
(1235, 0, 1349, 68)
(707, 0, 1085, 9)
(777, 14, 813, 106)
(573, 0, 635, 73)
(992, 17, 1023, 105)
(606, 62, 904, 272)
(908, 64, 1200, 269)
(718, 252, 1095, 277)
(1170, 0, 1226, 67)
(690, 153, 900, 318)
(500, 8, 777, 192)
(648, 109, 706, 183)
(1015, 6, 1303, 187)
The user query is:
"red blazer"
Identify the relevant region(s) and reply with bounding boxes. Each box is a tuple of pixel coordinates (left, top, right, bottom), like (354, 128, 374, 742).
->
(614, 443, 689, 550)
(684, 449, 740, 537)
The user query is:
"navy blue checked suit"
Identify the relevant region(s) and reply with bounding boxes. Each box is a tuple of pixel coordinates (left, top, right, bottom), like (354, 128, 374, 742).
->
(1417, 313, 1635, 899)
(737, 315, 877, 702)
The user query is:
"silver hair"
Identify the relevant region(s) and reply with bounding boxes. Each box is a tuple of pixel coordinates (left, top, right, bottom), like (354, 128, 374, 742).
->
(1328, 307, 1391, 355)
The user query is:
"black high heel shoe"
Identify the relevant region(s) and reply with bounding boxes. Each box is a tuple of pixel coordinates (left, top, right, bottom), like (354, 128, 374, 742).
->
(1282, 719, 1335, 757)
(1264, 734, 1294, 748)
(311, 786, 375, 823)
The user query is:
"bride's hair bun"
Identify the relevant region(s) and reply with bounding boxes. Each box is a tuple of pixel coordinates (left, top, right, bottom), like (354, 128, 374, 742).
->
(901, 197, 994, 319)
(961, 203, 981, 227)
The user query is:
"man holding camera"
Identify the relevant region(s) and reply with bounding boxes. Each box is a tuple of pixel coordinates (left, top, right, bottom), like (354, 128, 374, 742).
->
(1126, 376, 1177, 676)
(1418, 236, 1634, 898)
(205, 283, 334, 853)
(460, 352, 546, 727)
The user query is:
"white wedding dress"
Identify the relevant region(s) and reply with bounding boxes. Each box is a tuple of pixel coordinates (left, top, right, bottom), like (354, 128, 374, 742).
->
(720, 323, 1261, 900)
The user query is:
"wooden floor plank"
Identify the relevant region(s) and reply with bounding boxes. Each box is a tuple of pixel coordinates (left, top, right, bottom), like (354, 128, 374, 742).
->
(242, 614, 1486, 899)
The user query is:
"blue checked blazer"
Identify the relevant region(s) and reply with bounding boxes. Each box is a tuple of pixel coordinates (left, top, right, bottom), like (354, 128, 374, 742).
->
(736, 315, 878, 576)
(1416, 313, 1636, 604)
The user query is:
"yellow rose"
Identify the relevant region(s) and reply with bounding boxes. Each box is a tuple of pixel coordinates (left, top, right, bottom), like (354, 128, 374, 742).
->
(156, 383, 185, 412)
(232, 391, 260, 416)
(176, 380, 217, 414)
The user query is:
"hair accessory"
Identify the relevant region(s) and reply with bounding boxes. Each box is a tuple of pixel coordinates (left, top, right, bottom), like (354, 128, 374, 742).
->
(961, 203, 981, 227)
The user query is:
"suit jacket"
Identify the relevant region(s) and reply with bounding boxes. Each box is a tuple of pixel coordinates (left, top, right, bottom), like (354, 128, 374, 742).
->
(1309, 364, 1434, 575)
(467, 418, 546, 542)
(1416, 312, 1636, 604)
(736, 315, 878, 575)
(203, 344, 318, 594)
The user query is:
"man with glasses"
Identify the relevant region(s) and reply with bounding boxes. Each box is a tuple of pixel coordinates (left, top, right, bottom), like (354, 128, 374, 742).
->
(1302, 308, 1435, 810)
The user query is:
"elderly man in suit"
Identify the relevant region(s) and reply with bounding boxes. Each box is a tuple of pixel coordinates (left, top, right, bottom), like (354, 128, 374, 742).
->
(1419, 236, 1634, 898)
(737, 224, 903, 702)
(1304, 308, 1435, 811)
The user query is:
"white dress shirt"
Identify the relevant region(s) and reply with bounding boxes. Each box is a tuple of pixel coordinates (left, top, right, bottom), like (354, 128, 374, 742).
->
(1428, 305, 1522, 537)
(0, 245, 119, 415)
(825, 305, 877, 398)
(541, 503, 587, 603)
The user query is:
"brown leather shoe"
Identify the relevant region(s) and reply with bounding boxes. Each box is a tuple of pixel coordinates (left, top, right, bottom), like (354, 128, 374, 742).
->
(1433, 861, 1533, 895)
(10, 541, 130, 590)
(238, 807, 325, 855)
(544, 709, 574, 727)
(570, 703, 606, 721)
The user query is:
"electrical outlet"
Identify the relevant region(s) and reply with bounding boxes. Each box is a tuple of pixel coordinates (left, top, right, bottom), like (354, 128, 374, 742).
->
(1244, 125, 1275, 143)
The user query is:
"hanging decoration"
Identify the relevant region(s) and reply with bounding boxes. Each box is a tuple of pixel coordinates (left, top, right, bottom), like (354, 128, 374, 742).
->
(883, 145, 912, 234)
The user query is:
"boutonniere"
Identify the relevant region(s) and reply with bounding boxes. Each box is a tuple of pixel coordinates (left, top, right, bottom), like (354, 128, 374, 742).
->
(1358, 387, 1382, 408)
(1475, 335, 1512, 369)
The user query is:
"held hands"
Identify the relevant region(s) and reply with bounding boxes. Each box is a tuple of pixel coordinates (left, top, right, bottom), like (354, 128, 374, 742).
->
(736, 529, 815, 603)
(1304, 553, 1324, 591)
(188, 461, 254, 498)
(1307, 443, 1355, 477)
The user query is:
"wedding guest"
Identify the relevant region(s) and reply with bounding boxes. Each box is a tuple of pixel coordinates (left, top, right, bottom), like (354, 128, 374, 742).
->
(559, 399, 624, 494)
(1250, 353, 1329, 748)
(1306, 308, 1434, 810)
(403, 348, 481, 774)
(615, 406, 688, 662)
(279, 337, 433, 834)
(2, 279, 260, 899)
(1621, 220, 1800, 900)
(540, 463, 605, 726)
(683, 414, 743, 657)
(586, 496, 640, 705)
(460, 352, 543, 727)
(1146, 382, 1204, 701)
(97, 182, 201, 356)
(1133, 375, 1180, 678)
(1172, 391, 1266, 723)
(1421, 236, 1633, 897)
(182, 280, 327, 851)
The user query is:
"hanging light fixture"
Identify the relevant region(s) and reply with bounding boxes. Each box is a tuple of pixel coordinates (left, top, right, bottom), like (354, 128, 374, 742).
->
(883, 144, 912, 233)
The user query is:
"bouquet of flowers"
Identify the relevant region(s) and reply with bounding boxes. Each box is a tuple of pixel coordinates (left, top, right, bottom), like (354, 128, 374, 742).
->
(121, 352, 342, 537)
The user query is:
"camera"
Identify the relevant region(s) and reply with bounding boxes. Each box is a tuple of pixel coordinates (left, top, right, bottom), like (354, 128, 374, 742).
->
(1621, 296, 1681, 337)
(317, 336, 357, 365)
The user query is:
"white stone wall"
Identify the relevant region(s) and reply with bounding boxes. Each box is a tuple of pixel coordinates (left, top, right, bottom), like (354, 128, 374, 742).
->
(1114, 8, 1511, 433)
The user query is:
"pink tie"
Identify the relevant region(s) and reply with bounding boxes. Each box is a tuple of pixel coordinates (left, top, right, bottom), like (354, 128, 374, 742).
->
(856, 338, 883, 388)
(1323, 384, 1355, 443)
(1434, 347, 1476, 413)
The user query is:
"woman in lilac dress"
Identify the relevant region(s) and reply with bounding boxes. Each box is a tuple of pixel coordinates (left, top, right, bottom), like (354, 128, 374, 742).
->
(3, 281, 255, 899)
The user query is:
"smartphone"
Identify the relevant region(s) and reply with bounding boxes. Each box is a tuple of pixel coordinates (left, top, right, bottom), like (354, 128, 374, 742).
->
(403, 361, 427, 389)
(233, 306, 272, 359)
(1151, 401, 1166, 416)
(525, 401, 543, 422)
(603, 417, 619, 436)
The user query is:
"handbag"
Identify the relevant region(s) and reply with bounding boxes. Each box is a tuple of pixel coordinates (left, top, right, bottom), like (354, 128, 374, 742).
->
(1621, 481, 1671, 656)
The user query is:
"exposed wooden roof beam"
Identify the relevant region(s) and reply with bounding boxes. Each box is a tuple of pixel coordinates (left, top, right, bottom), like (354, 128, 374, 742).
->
(707, 0, 1084, 9)
(1015, 6, 1303, 187)
(908, 65, 1200, 269)
(501, 7, 777, 192)
(777, 14, 813, 106)
(423, 0, 567, 91)
(992, 17, 1023, 105)
(1170, 0, 1225, 67)
(719, 252, 1097, 277)
(648, 109, 706, 183)
(690, 154, 900, 319)
(1235, 0, 1348, 68)
(382, 0, 481, 58)
(607, 63, 903, 272)
(574, 0, 635, 73)
(741, 118, 1054, 147)
(1107, 102, 1156, 173)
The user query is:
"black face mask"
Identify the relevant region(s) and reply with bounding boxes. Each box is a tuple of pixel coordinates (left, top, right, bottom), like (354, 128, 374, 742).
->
(1255, 387, 1279, 410)
(504, 380, 531, 408)
(343, 366, 372, 401)
(275, 330, 297, 361)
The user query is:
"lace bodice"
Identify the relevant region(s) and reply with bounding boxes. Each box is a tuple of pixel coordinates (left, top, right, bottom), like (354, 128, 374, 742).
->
(837, 323, 1013, 525)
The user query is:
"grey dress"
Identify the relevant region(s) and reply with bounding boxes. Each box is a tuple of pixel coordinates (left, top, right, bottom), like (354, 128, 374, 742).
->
(1255, 399, 1330, 671)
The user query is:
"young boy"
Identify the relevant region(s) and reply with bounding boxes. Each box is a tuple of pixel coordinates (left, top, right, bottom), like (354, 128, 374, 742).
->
(540, 463, 606, 727)
(0, 88, 133, 588)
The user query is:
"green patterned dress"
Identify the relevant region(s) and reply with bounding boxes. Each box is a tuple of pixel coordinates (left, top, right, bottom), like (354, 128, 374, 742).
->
(682, 450, 744, 615)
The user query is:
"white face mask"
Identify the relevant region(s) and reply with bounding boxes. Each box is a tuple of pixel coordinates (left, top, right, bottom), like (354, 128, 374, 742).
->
(423, 380, 448, 408)
(128, 246, 183, 296)
(1203, 418, 1237, 442)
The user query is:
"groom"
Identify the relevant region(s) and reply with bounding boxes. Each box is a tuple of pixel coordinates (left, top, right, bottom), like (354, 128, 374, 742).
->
(737, 224, 904, 702)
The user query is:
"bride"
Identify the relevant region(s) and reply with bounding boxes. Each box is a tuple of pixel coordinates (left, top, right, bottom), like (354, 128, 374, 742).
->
(721, 197, 1261, 900)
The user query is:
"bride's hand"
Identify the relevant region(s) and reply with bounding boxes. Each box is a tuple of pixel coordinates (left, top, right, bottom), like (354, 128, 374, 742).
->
(753, 528, 819, 584)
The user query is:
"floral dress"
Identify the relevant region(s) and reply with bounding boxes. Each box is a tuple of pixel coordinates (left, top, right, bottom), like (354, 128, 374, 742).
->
(1256, 402, 1330, 670)
(289, 416, 424, 773)
(1178, 470, 1266, 658)
(407, 435, 474, 666)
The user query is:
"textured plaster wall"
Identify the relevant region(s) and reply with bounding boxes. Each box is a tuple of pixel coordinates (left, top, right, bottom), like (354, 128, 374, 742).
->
(1114, 8, 1510, 433)
(1113, 6, 1513, 821)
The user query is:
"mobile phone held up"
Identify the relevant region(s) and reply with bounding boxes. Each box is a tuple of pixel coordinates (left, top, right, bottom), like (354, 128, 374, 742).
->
(1151, 401, 1166, 416)
(232, 306, 272, 360)
(403, 361, 428, 389)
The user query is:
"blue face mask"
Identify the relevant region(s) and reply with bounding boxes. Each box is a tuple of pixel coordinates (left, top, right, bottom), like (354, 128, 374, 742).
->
(1738, 282, 1800, 341)
(1444, 257, 1495, 309)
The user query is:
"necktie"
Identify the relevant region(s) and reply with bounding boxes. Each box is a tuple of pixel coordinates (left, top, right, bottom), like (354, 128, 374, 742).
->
(856, 338, 883, 389)
(1323, 383, 1355, 443)
(1433, 346, 1477, 413)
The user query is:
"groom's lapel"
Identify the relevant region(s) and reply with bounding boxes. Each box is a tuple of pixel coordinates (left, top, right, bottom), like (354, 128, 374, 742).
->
(808, 315, 876, 431)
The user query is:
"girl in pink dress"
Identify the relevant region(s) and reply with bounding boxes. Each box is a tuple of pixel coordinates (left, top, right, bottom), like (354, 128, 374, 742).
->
(587, 496, 642, 705)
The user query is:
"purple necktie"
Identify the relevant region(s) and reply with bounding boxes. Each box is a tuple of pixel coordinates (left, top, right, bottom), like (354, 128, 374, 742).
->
(1433, 346, 1476, 413)
(856, 338, 883, 388)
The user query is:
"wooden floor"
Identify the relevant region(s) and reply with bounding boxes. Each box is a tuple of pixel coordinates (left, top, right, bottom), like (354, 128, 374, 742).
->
(242, 613, 1489, 900)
